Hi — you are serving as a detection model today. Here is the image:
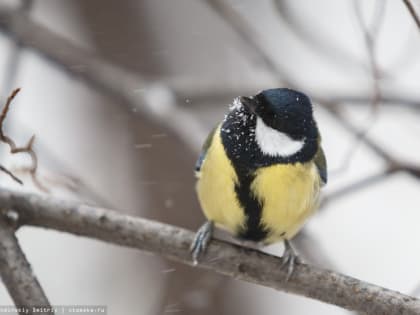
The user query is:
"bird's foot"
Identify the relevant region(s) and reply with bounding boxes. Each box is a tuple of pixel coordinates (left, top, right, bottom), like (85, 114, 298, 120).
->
(281, 239, 302, 281)
(190, 221, 214, 265)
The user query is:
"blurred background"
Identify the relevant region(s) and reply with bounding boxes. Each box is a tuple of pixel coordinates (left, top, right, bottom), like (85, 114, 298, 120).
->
(0, 0, 420, 314)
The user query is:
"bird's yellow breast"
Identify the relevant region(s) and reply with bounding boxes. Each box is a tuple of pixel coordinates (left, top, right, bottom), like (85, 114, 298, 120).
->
(196, 126, 321, 243)
(196, 126, 246, 234)
(251, 162, 320, 243)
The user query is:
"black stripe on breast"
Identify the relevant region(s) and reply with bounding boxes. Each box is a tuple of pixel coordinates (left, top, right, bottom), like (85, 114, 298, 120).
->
(220, 105, 318, 242)
(234, 169, 268, 242)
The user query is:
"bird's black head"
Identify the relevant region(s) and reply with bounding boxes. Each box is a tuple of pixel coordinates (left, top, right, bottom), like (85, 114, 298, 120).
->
(240, 88, 316, 140)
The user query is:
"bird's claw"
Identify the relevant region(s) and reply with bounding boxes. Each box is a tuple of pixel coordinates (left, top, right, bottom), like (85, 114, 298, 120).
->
(190, 221, 214, 265)
(281, 240, 302, 281)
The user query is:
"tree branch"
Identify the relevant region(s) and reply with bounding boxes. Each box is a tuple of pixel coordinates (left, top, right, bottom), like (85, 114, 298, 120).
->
(167, 77, 420, 111)
(402, 0, 420, 30)
(323, 106, 395, 163)
(353, 0, 385, 112)
(0, 215, 51, 313)
(273, 0, 367, 72)
(0, 5, 418, 119)
(320, 167, 398, 209)
(205, 0, 293, 86)
(0, 188, 417, 315)
(0, 6, 206, 152)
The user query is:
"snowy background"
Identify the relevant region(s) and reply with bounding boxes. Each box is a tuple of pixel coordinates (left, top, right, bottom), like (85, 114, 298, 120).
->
(0, 0, 419, 314)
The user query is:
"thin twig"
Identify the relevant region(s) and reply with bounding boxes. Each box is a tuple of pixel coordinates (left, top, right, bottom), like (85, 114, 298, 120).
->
(204, 0, 295, 86)
(0, 216, 51, 313)
(166, 77, 420, 111)
(0, 188, 417, 315)
(324, 94, 420, 111)
(327, 111, 378, 176)
(0, 88, 20, 145)
(0, 89, 23, 185)
(320, 167, 399, 209)
(402, 0, 420, 30)
(323, 106, 420, 198)
(353, 0, 385, 112)
(0, 165, 22, 184)
(327, 0, 387, 178)
(272, 0, 367, 72)
(323, 106, 395, 164)
(0, 88, 48, 191)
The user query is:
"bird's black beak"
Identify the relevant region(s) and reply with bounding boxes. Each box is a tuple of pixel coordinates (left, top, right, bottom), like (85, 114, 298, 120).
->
(239, 96, 257, 114)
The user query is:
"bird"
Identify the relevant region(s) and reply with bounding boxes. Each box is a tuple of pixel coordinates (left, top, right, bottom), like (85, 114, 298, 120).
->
(190, 88, 327, 278)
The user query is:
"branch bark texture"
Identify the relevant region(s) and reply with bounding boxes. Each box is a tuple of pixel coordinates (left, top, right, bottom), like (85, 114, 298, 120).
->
(0, 217, 51, 313)
(0, 188, 418, 315)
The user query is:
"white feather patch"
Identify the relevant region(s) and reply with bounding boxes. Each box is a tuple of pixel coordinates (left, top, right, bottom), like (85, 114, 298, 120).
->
(255, 117, 305, 157)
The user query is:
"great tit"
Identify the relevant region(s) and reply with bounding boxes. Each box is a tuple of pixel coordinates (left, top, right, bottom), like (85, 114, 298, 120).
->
(191, 88, 327, 277)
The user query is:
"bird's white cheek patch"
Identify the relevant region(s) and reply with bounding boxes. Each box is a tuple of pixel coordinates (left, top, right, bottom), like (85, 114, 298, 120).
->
(255, 117, 305, 157)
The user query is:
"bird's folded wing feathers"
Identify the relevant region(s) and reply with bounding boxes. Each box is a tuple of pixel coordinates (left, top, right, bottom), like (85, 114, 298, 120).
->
(314, 145, 327, 185)
(195, 125, 218, 173)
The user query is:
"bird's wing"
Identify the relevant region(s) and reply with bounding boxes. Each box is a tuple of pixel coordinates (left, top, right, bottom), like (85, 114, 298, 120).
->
(314, 145, 327, 186)
(195, 126, 217, 173)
